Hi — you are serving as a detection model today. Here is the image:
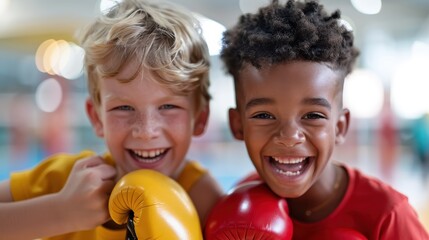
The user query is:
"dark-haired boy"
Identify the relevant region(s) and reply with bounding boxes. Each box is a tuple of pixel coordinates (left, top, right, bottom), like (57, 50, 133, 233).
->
(220, 0, 429, 238)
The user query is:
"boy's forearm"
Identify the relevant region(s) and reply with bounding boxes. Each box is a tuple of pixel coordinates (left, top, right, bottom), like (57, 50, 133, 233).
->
(0, 193, 72, 240)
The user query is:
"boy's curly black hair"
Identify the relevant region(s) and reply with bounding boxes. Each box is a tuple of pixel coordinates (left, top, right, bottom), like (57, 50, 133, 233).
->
(221, 0, 359, 78)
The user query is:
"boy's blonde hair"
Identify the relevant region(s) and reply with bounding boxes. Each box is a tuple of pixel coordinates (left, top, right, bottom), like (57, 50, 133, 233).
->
(79, 0, 211, 111)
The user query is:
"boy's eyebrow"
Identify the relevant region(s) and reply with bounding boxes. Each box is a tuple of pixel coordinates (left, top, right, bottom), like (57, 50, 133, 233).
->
(245, 97, 331, 110)
(104, 94, 125, 101)
(302, 97, 331, 110)
(245, 98, 274, 110)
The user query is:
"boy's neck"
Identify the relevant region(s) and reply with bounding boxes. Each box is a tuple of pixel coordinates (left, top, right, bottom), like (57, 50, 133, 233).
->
(287, 164, 348, 223)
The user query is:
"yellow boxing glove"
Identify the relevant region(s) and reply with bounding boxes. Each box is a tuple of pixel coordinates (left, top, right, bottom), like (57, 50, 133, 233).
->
(109, 169, 203, 240)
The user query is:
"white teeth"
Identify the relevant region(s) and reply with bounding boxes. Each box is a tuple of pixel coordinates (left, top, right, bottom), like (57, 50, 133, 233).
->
(272, 157, 306, 164)
(133, 148, 166, 159)
(275, 169, 301, 176)
(272, 156, 306, 176)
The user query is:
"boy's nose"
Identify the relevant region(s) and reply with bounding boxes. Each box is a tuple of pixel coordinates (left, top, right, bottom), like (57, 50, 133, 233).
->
(273, 122, 305, 147)
(131, 113, 161, 140)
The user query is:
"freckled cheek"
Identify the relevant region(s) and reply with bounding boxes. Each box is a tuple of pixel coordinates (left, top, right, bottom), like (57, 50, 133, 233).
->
(105, 117, 130, 133)
(165, 114, 194, 131)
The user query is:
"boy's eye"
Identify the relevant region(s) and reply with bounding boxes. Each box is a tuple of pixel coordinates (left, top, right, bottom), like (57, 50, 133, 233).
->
(113, 105, 134, 111)
(303, 112, 326, 119)
(160, 104, 177, 110)
(252, 112, 274, 119)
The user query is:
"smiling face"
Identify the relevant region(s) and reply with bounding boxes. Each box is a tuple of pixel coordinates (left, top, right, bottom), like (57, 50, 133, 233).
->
(86, 63, 209, 179)
(229, 61, 349, 198)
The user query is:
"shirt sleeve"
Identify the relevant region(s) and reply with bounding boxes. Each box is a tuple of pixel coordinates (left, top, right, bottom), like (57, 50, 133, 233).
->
(177, 161, 207, 192)
(10, 150, 96, 201)
(376, 198, 429, 240)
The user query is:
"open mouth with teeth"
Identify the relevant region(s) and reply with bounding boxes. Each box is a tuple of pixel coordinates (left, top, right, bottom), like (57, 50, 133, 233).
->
(269, 156, 311, 176)
(129, 148, 168, 163)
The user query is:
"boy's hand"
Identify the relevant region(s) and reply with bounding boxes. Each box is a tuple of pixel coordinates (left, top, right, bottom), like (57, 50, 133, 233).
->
(56, 156, 116, 231)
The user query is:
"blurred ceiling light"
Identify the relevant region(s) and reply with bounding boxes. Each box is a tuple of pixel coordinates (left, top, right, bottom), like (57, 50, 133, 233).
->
(351, 0, 382, 15)
(344, 69, 384, 119)
(35, 40, 84, 80)
(35, 39, 56, 73)
(59, 43, 85, 80)
(391, 43, 429, 119)
(35, 78, 63, 113)
(194, 14, 226, 56)
(0, 0, 9, 15)
(239, 0, 270, 14)
(411, 41, 429, 59)
(42, 40, 60, 75)
(100, 0, 121, 13)
(50, 40, 70, 77)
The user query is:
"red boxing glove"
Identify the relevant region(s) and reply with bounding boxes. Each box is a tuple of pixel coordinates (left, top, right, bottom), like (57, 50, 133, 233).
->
(306, 228, 367, 240)
(204, 181, 293, 240)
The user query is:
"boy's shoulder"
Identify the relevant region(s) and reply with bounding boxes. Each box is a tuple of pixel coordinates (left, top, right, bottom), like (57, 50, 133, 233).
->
(37, 150, 101, 171)
(336, 164, 429, 239)
(343, 164, 408, 210)
(177, 160, 208, 192)
(11, 150, 101, 185)
(10, 150, 99, 200)
(14, 150, 98, 175)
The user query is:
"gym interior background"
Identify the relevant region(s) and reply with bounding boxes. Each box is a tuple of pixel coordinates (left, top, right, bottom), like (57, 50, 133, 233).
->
(0, 0, 428, 231)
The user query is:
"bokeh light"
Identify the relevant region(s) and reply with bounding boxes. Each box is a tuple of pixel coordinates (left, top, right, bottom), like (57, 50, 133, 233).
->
(35, 39, 84, 80)
(344, 69, 384, 119)
(59, 43, 85, 80)
(391, 42, 429, 119)
(35, 39, 55, 73)
(50, 40, 70, 77)
(351, 0, 382, 15)
(194, 14, 226, 56)
(35, 78, 63, 113)
(100, 0, 121, 14)
(0, 0, 10, 15)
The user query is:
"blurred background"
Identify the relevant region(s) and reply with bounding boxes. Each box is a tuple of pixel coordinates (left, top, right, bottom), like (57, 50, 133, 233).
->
(0, 0, 428, 230)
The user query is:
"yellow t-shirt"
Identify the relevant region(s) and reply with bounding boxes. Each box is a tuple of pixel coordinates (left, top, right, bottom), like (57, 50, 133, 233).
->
(10, 150, 207, 240)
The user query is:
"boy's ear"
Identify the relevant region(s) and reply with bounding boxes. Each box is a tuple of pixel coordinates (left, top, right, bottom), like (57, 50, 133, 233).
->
(86, 98, 104, 138)
(335, 108, 350, 144)
(229, 108, 244, 140)
(193, 104, 210, 136)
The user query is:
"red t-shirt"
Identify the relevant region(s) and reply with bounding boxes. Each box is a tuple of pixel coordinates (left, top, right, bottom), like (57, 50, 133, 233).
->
(236, 165, 429, 239)
(292, 165, 429, 240)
